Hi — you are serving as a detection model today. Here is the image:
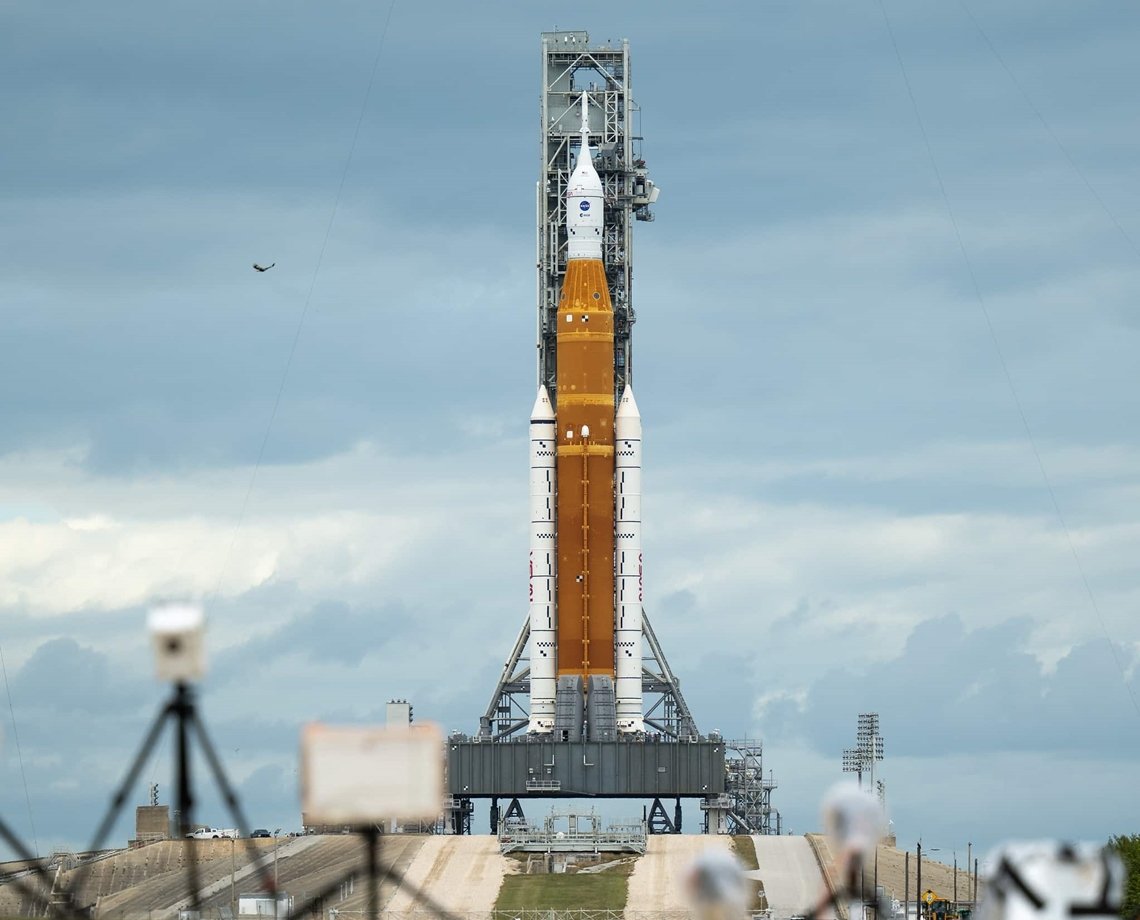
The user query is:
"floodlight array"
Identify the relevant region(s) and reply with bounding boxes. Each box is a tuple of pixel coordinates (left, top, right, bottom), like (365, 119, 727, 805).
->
(840, 712, 884, 778)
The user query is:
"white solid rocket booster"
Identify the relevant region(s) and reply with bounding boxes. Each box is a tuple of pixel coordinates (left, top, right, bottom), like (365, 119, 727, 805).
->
(527, 385, 557, 732)
(614, 385, 644, 732)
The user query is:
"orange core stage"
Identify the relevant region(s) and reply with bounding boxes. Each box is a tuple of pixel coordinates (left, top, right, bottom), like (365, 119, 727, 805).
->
(555, 257, 616, 678)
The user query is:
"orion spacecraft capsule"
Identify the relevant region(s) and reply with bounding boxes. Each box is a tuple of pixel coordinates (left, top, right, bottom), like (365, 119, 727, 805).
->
(527, 95, 644, 735)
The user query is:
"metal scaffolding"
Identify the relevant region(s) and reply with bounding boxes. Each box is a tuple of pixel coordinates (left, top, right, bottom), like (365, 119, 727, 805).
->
(715, 739, 781, 835)
(475, 607, 696, 744)
(537, 30, 657, 402)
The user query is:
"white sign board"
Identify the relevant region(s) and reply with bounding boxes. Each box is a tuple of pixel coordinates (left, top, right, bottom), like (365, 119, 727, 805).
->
(300, 723, 443, 824)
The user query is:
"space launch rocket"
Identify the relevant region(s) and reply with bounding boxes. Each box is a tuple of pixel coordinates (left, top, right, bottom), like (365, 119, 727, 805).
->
(528, 96, 644, 737)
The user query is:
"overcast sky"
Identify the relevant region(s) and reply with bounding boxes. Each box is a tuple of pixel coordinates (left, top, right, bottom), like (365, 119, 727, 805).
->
(2, 0, 1139, 863)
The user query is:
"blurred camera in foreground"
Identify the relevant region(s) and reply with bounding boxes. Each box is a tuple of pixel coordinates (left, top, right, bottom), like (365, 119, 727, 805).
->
(684, 849, 748, 920)
(822, 781, 886, 860)
(148, 603, 206, 683)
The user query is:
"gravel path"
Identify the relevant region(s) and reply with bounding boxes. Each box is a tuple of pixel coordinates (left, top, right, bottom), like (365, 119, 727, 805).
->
(386, 836, 505, 912)
(624, 835, 734, 914)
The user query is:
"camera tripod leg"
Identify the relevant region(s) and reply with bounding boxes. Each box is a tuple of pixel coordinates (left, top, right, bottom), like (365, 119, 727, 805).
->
(365, 827, 379, 920)
(67, 695, 174, 912)
(189, 706, 277, 894)
(172, 683, 203, 913)
(85, 698, 171, 853)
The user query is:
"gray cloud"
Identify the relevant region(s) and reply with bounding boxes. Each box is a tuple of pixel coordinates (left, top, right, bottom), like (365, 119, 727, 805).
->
(759, 614, 1140, 758)
(3, 0, 1140, 858)
(212, 599, 414, 677)
(11, 637, 148, 717)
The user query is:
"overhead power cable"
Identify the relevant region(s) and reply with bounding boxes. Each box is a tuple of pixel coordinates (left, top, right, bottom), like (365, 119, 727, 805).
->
(958, 0, 1140, 262)
(0, 643, 40, 858)
(211, 0, 398, 600)
(874, 0, 1140, 721)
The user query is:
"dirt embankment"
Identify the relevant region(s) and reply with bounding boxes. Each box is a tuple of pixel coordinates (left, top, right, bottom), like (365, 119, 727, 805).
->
(807, 836, 980, 907)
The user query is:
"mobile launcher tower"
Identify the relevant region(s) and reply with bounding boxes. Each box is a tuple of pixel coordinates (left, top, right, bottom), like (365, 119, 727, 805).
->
(446, 32, 779, 837)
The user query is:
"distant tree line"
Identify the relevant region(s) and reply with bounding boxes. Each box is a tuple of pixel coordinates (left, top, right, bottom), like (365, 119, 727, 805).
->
(1109, 834, 1140, 918)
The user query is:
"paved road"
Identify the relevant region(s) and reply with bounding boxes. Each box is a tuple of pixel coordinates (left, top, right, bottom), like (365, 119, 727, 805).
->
(750, 836, 827, 917)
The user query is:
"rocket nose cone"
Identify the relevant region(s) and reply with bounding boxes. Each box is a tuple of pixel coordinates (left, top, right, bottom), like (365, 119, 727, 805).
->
(570, 95, 600, 188)
(530, 385, 555, 421)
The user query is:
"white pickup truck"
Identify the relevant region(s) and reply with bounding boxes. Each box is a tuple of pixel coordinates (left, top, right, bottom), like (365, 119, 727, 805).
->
(186, 826, 239, 839)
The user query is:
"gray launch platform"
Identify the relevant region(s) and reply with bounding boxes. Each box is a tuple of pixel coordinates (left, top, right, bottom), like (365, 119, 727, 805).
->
(447, 739, 726, 798)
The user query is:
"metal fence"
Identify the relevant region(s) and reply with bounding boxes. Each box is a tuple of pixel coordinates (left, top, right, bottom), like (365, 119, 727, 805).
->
(320, 912, 803, 920)
(106, 912, 701, 920)
(326, 913, 695, 920)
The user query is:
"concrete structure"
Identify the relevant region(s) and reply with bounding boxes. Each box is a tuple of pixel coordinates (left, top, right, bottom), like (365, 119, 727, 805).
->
(134, 805, 170, 844)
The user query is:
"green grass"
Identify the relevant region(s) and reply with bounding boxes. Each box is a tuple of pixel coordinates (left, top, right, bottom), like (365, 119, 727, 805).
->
(731, 835, 759, 870)
(495, 864, 632, 911)
(730, 835, 767, 911)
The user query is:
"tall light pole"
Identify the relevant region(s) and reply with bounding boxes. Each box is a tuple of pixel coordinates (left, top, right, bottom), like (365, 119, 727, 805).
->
(230, 837, 237, 919)
(966, 843, 972, 905)
(274, 829, 282, 915)
(916, 841, 922, 920)
(905, 851, 910, 920)
(842, 713, 885, 791)
(873, 845, 879, 920)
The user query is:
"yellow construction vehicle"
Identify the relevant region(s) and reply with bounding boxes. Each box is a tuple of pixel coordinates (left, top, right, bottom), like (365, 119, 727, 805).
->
(920, 890, 965, 920)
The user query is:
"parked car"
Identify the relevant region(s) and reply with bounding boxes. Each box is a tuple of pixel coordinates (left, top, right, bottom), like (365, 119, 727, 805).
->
(185, 827, 239, 839)
(250, 829, 271, 838)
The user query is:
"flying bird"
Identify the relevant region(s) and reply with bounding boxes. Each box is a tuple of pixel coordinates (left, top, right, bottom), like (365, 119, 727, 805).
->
(252, 262, 275, 272)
